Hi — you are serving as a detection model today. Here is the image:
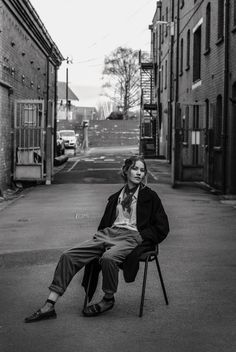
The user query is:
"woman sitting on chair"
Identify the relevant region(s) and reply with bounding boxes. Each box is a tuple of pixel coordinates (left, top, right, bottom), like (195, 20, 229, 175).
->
(24, 155, 169, 322)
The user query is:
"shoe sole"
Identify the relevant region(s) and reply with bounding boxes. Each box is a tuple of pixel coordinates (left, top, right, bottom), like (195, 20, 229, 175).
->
(24, 313, 57, 323)
(82, 304, 114, 317)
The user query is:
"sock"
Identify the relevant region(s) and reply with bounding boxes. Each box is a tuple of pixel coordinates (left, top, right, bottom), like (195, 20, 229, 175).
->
(46, 299, 56, 306)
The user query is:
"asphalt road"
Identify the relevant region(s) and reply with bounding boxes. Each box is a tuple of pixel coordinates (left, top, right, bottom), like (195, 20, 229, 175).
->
(53, 146, 158, 184)
(1, 145, 236, 352)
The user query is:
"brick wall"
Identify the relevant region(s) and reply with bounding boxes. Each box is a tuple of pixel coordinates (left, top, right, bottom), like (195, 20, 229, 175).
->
(0, 0, 58, 190)
(153, 0, 236, 191)
(0, 87, 12, 191)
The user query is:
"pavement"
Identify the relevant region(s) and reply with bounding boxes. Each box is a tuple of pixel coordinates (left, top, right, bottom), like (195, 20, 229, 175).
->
(0, 155, 236, 352)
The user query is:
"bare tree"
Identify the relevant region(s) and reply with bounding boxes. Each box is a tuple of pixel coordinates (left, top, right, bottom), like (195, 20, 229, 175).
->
(102, 47, 143, 119)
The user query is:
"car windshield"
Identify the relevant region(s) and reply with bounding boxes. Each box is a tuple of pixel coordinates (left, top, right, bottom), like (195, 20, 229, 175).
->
(60, 131, 75, 137)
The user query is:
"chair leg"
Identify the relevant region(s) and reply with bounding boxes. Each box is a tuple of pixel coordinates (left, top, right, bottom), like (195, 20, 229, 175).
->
(139, 257, 149, 317)
(155, 256, 169, 305)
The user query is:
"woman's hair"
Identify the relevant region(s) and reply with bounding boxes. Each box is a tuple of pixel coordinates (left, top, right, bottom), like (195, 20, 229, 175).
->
(121, 155, 148, 184)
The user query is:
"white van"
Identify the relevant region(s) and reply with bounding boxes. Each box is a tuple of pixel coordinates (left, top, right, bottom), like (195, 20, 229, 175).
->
(58, 130, 77, 149)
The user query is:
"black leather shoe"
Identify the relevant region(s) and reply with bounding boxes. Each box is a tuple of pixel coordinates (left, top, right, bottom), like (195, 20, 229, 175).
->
(24, 309, 57, 323)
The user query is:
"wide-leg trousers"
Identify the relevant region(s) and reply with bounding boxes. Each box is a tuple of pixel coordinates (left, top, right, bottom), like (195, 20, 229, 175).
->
(49, 227, 142, 296)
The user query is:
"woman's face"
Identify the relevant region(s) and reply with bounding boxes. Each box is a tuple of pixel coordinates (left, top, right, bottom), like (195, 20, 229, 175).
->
(126, 160, 146, 187)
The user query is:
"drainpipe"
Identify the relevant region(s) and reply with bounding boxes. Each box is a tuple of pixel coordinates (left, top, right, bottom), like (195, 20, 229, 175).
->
(222, 0, 230, 194)
(156, 1, 162, 158)
(45, 55, 52, 185)
(168, 0, 175, 163)
(54, 66, 58, 159)
(171, 0, 180, 186)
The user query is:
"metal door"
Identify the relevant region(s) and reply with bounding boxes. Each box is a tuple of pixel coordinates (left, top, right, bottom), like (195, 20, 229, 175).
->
(14, 100, 45, 181)
(179, 104, 205, 181)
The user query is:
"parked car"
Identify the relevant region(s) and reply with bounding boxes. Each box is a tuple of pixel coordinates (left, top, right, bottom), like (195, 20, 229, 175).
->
(56, 132, 65, 156)
(57, 130, 77, 150)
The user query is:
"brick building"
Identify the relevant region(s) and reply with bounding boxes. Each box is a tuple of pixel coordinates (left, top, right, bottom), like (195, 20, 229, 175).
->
(141, 0, 236, 194)
(0, 0, 63, 191)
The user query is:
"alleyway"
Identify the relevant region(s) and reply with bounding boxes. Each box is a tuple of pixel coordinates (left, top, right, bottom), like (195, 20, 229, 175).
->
(0, 152, 236, 352)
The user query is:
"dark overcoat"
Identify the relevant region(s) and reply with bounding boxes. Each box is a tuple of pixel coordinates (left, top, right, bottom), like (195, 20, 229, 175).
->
(82, 185, 169, 300)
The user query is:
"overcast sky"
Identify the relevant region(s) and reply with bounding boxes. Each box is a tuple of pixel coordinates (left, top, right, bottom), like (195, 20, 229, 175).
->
(30, 0, 156, 105)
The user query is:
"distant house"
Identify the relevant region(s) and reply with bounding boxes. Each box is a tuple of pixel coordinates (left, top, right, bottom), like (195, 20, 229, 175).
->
(57, 81, 79, 121)
(75, 106, 98, 124)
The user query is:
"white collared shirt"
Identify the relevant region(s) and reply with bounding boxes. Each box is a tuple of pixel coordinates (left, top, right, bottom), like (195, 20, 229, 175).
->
(112, 186, 140, 231)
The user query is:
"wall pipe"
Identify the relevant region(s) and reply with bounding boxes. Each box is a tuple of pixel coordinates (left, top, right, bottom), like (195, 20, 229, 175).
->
(222, 0, 230, 193)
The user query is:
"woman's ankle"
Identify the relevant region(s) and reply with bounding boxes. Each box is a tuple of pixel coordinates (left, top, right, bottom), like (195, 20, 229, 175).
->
(103, 294, 115, 302)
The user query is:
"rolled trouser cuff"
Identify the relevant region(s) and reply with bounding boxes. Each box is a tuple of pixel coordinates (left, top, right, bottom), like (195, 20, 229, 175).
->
(48, 284, 65, 296)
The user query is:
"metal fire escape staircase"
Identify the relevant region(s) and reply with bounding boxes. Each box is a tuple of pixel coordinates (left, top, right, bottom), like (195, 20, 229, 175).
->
(140, 58, 159, 157)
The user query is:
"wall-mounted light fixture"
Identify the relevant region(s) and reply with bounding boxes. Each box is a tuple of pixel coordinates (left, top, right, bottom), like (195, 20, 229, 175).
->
(154, 21, 175, 36)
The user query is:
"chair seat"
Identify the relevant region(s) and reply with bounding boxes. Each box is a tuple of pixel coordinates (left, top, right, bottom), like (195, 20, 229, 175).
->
(138, 246, 159, 262)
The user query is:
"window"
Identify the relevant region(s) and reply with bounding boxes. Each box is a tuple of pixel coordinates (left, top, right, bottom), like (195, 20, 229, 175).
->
(180, 38, 184, 75)
(217, 0, 224, 41)
(193, 25, 202, 82)
(186, 29, 190, 70)
(205, 3, 211, 52)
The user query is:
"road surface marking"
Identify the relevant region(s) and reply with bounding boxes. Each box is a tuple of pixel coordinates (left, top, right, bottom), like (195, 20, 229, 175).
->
(87, 168, 120, 171)
(67, 160, 80, 172)
(148, 170, 159, 181)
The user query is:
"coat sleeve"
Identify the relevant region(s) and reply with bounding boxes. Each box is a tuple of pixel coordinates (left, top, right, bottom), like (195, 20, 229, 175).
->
(97, 193, 118, 231)
(140, 192, 169, 244)
(97, 199, 111, 231)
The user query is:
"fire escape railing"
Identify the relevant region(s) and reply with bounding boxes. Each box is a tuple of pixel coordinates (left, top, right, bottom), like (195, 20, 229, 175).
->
(139, 51, 159, 156)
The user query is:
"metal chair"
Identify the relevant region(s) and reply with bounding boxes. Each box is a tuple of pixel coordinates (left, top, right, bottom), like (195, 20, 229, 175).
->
(83, 246, 169, 317)
(138, 246, 169, 317)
